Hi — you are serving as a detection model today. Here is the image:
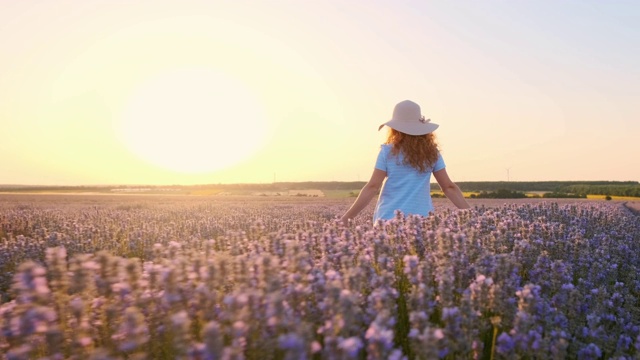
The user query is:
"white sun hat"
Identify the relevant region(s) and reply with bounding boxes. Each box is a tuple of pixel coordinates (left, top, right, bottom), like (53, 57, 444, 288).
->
(378, 100, 439, 135)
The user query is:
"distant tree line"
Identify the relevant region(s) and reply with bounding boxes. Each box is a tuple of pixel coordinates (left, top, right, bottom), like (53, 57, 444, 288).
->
(542, 192, 587, 199)
(430, 181, 639, 193)
(273, 182, 367, 190)
(2, 181, 638, 198)
(429, 181, 639, 198)
(215, 181, 640, 197)
(470, 189, 528, 199)
(558, 184, 640, 197)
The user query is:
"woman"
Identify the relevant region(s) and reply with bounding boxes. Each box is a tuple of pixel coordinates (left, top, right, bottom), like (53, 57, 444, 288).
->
(340, 100, 470, 223)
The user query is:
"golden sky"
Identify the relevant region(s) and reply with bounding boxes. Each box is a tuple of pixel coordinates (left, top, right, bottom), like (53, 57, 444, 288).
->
(1, 1, 639, 185)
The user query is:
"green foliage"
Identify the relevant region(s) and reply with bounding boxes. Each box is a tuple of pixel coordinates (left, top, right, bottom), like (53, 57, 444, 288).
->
(560, 184, 640, 198)
(394, 261, 412, 358)
(474, 189, 528, 199)
(430, 181, 640, 196)
(543, 192, 587, 199)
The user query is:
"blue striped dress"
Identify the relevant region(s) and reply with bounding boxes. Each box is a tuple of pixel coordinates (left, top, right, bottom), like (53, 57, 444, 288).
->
(373, 144, 445, 221)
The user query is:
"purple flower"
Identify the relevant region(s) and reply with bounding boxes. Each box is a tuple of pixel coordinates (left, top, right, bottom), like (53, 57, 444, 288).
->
(171, 310, 189, 327)
(310, 341, 322, 354)
(616, 334, 632, 352)
(496, 333, 515, 354)
(365, 322, 395, 350)
(279, 333, 305, 350)
(577, 343, 602, 360)
(338, 336, 363, 358)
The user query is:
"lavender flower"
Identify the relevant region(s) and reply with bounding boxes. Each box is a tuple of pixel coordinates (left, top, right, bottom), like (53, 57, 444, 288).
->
(338, 336, 363, 358)
(0, 197, 637, 358)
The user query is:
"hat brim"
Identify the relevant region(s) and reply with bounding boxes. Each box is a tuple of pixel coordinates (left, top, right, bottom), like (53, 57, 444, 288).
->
(378, 120, 439, 135)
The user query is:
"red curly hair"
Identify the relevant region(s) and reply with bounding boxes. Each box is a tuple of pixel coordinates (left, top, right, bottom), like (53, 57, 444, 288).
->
(385, 128, 439, 173)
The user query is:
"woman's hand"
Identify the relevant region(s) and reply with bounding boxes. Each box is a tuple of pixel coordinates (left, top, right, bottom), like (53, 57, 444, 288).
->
(338, 215, 350, 226)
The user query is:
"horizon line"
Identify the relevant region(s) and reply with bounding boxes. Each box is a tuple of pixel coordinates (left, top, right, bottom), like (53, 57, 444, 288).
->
(1, 179, 639, 188)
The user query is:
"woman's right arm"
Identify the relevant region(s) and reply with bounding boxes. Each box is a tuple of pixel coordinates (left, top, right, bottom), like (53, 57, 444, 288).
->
(433, 168, 470, 209)
(340, 168, 386, 224)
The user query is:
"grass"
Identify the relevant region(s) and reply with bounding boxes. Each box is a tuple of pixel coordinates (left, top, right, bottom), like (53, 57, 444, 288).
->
(431, 191, 480, 198)
(322, 190, 359, 198)
(586, 194, 640, 200)
(188, 189, 225, 196)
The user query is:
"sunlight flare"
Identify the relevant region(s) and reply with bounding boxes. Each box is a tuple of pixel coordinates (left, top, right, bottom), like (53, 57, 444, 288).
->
(116, 67, 269, 174)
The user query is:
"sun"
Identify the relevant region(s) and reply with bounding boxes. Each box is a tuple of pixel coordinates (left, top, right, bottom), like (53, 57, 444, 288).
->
(116, 68, 268, 174)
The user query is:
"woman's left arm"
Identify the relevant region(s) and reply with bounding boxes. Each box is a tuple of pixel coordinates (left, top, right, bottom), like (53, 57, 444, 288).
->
(433, 168, 470, 209)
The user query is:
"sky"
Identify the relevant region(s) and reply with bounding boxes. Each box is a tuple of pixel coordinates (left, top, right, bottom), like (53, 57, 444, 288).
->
(1, 0, 639, 185)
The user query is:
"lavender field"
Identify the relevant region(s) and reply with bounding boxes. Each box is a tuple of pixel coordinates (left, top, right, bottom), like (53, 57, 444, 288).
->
(0, 195, 638, 359)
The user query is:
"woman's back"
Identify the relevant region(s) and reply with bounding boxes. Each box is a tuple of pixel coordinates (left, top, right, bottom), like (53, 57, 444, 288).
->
(373, 144, 445, 220)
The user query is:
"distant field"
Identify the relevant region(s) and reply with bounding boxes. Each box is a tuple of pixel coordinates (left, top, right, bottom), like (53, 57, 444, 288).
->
(186, 189, 225, 196)
(3, 180, 639, 198)
(3, 181, 639, 201)
(586, 194, 640, 200)
(322, 189, 359, 198)
(625, 201, 640, 214)
(3, 188, 639, 201)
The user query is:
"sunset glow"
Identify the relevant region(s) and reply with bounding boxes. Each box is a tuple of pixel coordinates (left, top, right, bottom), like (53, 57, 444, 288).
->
(0, 1, 638, 184)
(116, 68, 269, 173)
